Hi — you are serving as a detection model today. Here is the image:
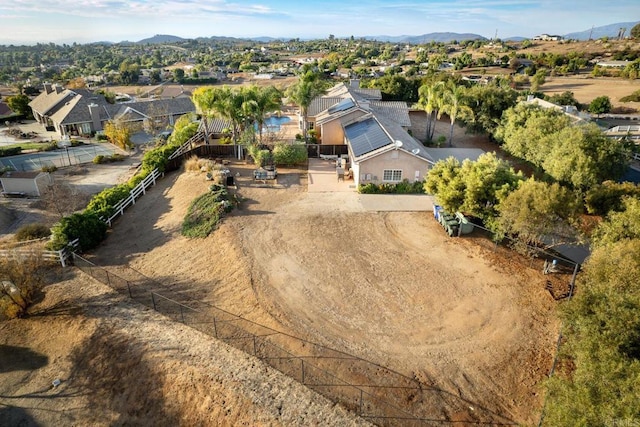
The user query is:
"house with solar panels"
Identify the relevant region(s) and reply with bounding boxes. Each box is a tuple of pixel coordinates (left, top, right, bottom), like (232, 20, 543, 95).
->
(306, 80, 435, 186)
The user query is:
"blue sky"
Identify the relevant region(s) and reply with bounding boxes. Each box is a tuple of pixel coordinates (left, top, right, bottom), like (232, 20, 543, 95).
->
(0, 0, 638, 45)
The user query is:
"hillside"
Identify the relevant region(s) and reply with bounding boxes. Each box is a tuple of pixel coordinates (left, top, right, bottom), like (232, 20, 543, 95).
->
(564, 21, 640, 40)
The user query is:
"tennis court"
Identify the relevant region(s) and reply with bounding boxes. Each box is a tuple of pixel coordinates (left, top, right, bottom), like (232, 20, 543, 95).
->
(0, 143, 120, 171)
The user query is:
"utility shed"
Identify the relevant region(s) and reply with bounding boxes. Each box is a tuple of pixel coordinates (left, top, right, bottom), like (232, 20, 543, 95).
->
(0, 171, 51, 197)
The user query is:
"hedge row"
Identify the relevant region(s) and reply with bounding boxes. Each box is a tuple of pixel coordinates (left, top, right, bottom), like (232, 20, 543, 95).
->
(47, 129, 192, 251)
(358, 179, 425, 194)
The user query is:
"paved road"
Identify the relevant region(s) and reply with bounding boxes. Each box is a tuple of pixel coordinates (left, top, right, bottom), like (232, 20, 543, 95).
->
(0, 143, 119, 172)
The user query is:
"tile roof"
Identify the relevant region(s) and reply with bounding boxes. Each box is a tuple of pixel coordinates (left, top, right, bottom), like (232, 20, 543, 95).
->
(369, 101, 411, 127)
(308, 97, 344, 117)
(199, 117, 232, 134)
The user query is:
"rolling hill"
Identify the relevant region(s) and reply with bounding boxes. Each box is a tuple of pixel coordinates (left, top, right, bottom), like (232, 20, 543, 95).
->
(564, 21, 639, 40)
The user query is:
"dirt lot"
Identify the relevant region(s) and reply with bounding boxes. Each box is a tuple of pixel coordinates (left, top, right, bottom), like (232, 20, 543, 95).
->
(74, 158, 560, 425)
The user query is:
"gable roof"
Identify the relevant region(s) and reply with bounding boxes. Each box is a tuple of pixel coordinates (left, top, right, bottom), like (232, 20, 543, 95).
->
(0, 102, 14, 116)
(344, 114, 433, 163)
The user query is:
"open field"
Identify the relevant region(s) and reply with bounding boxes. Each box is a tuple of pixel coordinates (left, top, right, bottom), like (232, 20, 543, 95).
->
(77, 159, 560, 424)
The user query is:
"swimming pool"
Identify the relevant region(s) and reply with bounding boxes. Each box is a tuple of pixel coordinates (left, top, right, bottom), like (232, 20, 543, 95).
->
(262, 115, 292, 131)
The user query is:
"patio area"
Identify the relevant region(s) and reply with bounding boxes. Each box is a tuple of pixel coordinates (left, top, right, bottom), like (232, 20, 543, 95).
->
(307, 157, 355, 193)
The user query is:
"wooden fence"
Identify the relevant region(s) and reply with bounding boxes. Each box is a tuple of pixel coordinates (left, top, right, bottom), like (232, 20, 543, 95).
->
(0, 238, 79, 267)
(103, 168, 163, 227)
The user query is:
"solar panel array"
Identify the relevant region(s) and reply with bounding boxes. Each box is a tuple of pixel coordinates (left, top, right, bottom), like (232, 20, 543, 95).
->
(327, 98, 355, 114)
(344, 118, 391, 158)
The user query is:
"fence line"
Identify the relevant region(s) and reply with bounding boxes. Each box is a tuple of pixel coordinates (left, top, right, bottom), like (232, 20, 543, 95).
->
(103, 168, 163, 226)
(72, 253, 516, 426)
(0, 238, 79, 267)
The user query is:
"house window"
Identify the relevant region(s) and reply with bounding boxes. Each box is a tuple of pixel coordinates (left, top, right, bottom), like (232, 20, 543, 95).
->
(80, 123, 92, 135)
(383, 169, 402, 182)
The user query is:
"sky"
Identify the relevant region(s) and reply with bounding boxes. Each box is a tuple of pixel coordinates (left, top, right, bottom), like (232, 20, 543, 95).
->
(0, 0, 639, 45)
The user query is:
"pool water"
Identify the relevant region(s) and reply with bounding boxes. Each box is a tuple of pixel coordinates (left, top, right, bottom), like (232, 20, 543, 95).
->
(261, 115, 292, 131)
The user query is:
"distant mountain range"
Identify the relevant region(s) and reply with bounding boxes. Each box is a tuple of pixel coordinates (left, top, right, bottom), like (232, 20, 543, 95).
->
(563, 21, 639, 40)
(132, 21, 639, 46)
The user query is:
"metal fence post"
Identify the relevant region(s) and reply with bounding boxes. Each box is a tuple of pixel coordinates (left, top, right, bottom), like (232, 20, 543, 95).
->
(301, 359, 305, 384)
(253, 335, 257, 356)
(151, 292, 157, 311)
(126, 281, 133, 298)
(213, 316, 218, 338)
(360, 389, 364, 415)
(180, 305, 185, 323)
(105, 270, 110, 285)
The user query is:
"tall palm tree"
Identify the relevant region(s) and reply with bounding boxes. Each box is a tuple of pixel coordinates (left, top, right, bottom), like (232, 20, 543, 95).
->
(285, 71, 326, 142)
(417, 81, 444, 142)
(253, 86, 283, 144)
(440, 82, 474, 147)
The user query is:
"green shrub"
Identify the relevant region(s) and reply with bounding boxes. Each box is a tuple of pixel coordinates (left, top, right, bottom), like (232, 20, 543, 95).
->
(358, 179, 425, 194)
(14, 223, 51, 241)
(70, 139, 83, 147)
(109, 153, 125, 162)
(93, 155, 105, 164)
(38, 142, 58, 152)
(0, 146, 22, 157)
(41, 165, 57, 173)
(181, 192, 227, 238)
(47, 212, 107, 251)
(272, 143, 307, 165)
(96, 133, 109, 141)
(85, 183, 132, 218)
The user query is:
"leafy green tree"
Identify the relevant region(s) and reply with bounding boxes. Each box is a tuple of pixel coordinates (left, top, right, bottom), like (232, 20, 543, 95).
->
(544, 238, 640, 426)
(530, 68, 547, 91)
(496, 178, 581, 247)
(591, 197, 640, 248)
(173, 68, 185, 83)
(103, 120, 133, 150)
(425, 152, 522, 225)
(5, 94, 32, 118)
(465, 84, 518, 136)
(585, 181, 640, 215)
(548, 91, 581, 108)
(588, 95, 612, 115)
(417, 81, 444, 142)
(630, 23, 640, 39)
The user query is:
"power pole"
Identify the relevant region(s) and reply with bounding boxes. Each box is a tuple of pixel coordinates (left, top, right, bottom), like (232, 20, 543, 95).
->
(588, 25, 594, 41)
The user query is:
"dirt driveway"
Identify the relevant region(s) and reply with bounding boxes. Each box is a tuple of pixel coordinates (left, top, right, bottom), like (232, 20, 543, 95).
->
(88, 160, 558, 425)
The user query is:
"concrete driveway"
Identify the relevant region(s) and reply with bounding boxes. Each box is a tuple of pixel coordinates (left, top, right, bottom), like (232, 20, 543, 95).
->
(307, 158, 433, 211)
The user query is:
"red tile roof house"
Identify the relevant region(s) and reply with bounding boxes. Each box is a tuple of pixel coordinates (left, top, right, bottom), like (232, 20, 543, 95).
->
(28, 83, 195, 139)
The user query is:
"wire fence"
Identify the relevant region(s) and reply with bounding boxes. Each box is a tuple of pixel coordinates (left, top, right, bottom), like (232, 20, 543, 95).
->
(72, 253, 517, 426)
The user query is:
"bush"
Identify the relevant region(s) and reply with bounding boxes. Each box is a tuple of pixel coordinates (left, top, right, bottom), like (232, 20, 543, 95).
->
(358, 179, 425, 194)
(41, 164, 57, 173)
(272, 143, 307, 166)
(0, 146, 22, 157)
(85, 183, 132, 218)
(96, 133, 109, 141)
(70, 139, 84, 147)
(47, 212, 108, 251)
(585, 181, 640, 216)
(181, 189, 232, 238)
(93, 155, 105, 164)
(0, 256, 49, 320)
(14, 223, 51, 241)
(38, 142, 58, 152)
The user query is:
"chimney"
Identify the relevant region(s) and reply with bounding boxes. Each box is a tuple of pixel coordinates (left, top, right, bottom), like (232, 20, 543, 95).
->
(43, 82, 52, 94)
(88, 103, 102, 132)
(54, 84, 63, 94)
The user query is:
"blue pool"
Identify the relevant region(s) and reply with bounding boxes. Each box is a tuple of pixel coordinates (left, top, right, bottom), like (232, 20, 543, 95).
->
(262, 115, 292, 131)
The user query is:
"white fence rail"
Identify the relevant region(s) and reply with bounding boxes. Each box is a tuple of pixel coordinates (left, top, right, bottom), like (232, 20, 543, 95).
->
(167, 131, 205, 160)
(103, 168, 163, 227)
(0, 238, 79, 267)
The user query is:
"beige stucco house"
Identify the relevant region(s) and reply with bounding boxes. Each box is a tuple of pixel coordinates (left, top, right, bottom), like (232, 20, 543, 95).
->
(29, 83, 195, 138)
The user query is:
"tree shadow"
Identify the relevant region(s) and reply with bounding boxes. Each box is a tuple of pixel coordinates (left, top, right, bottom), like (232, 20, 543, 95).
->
(0, 345, 48, 373)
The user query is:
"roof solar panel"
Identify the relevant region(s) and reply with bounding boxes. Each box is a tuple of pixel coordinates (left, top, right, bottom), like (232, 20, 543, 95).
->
(344, 118, 391, 157)
(328, 98, 355, 114)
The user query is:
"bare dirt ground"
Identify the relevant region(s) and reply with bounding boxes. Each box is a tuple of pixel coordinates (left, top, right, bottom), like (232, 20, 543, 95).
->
(0, 269, 368, 426)
(539, 76, 640, 109)
(81, 155, 559, 425)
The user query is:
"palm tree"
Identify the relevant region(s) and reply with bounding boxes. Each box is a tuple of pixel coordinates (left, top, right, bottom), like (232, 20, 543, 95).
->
(440, 82, 474, 147)
(285, 71, 326, 142)
(417, 81, 444, 142)
(246, 85, 282, 144)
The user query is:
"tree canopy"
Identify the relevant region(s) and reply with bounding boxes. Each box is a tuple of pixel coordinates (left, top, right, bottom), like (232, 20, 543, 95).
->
(424, 152, 523, 226)
(495, 104, 630, 189)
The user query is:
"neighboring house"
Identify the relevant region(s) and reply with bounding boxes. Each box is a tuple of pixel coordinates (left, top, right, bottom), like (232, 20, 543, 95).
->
(0, 171, 51, 197)
(595, 60, 631, 68)
(533, 34, 563, 41)
(29, 83, 195, 138)
(524, 96, 591, 123)
(0, 101, 15, 118)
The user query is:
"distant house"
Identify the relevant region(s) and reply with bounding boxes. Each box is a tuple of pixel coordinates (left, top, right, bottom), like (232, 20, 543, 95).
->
(533, 34, 563, 41)
(29, 83, 195, 138)
(0, 101, 15, 119)
(0, 171, 51, 197)
(524, 95, 591, 123)
(595, 60, 631, 68)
